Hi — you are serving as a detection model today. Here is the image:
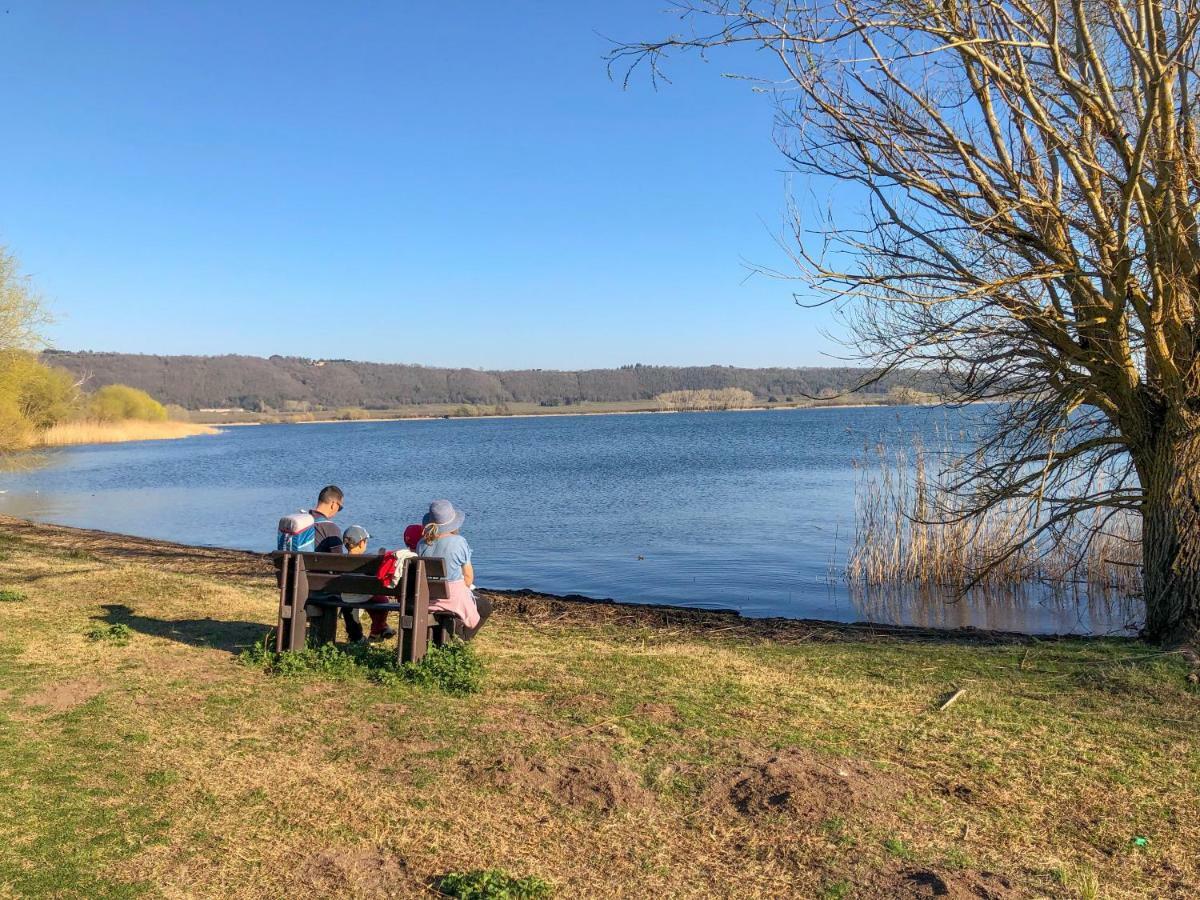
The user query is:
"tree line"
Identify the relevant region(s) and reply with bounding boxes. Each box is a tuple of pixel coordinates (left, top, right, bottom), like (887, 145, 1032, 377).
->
(41, 351, 945, 412)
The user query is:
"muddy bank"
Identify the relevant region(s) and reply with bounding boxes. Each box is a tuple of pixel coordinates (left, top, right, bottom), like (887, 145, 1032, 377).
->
(0, 515, 1114, 647)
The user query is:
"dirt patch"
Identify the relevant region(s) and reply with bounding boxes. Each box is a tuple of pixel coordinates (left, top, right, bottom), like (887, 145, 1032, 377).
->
(482, 744, 650, 814)
(635, 701, 681, 724)
(556, 692, 613, 718)
(21, 677, 104, 714)
(713, 747, 897, 824)
(371, 702, 409, 718)
(556, 748, 649, 813)
(297, 845, 411, 899)
(937, 780, 980, 803)
(485, 748, 553, 791)
(860, 867, 1018, 899)
(476, 706, 562, 739)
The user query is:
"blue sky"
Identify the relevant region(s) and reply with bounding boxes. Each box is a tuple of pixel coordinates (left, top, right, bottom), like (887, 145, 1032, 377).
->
(0, 2, 849, 369)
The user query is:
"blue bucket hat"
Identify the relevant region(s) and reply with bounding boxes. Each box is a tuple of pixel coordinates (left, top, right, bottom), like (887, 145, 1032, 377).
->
(422, 499, 465, 533)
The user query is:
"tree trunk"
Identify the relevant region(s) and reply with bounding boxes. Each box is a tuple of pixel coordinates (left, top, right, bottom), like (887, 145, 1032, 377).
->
(1140, 431, 1200, 645)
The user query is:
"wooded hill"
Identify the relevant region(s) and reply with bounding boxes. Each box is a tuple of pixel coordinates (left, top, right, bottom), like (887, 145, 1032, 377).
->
(43, 351, 943, 412)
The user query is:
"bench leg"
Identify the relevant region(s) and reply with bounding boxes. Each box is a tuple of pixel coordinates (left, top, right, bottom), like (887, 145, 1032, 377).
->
(277, 554, 309, 652)
(399, 610, 429, 662)
(400, 560, 432, 664)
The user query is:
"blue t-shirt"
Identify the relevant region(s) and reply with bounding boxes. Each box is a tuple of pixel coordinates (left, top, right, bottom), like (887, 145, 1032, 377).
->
(418, 534, 472, 582)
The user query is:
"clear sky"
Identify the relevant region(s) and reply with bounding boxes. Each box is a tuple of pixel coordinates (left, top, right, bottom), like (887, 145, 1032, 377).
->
(0, 2, 850, 369)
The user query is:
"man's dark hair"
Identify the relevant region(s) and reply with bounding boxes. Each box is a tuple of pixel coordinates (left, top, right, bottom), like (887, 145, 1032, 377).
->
(317, 485, 344, 506)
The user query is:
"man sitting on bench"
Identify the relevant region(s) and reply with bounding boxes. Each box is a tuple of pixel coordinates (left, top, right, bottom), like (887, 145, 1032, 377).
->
(308, 484, 366, 643)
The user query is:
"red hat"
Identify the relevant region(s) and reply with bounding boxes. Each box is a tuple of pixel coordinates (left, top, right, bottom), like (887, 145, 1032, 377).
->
(402, 524, 424, 552)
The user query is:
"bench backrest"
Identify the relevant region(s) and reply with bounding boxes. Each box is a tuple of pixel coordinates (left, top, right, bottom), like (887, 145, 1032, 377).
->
(276, 551, 446, 598)
(271, 551, 451, 661)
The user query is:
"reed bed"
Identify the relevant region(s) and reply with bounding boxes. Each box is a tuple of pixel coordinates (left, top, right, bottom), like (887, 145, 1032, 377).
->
(36, 420, 219, 447)
(847, 441, 1142, 598)
(654, 388, 756, 411)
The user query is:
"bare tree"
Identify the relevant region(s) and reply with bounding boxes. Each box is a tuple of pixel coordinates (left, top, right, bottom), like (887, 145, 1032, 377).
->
(613, 0, 1200, 643)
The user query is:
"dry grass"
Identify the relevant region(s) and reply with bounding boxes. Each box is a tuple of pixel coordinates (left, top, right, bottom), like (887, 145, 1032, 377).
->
(0, 524, 1196, 898)
(36, 419, 219, 447)
(654, 388, 757, 412)
(848, 441, 1143, 598)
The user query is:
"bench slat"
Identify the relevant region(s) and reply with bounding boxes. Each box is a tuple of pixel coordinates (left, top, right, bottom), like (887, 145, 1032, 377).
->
(304, 573, 398, 596)
(271, 552, 449, 580)
(270, 551, 380, 575)
(307, 599, 407, 612)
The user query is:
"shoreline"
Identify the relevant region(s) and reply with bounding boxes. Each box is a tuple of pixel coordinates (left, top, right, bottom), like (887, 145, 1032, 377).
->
(0, 514, 1120, 644)
(206, 398, 944, 428)
(33, 420, 220, 447)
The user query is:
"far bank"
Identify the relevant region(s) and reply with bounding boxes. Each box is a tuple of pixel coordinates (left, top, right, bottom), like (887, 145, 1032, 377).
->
(190, 394, 937, 427)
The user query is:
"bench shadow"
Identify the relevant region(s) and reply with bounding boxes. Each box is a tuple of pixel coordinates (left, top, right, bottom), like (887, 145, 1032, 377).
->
(97, 603, 268, 655)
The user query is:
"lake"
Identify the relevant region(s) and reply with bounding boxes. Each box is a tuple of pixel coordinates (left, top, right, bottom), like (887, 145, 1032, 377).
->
(0, 406, 1139, 635)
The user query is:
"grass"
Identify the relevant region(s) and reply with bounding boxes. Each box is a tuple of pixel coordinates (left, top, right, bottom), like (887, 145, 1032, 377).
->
(818, 880, 852, 900)
(240, 637, 484, 695)
(36, 420, 219, 447)
(0, 590, 25, 602)
(434, 869, 553, 899)
(85, 623, 134, 645)
(883, 836, 916, 861)
(0, 524, 1196, 897)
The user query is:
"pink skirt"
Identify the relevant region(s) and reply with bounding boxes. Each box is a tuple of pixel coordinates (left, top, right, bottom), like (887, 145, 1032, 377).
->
(428, 578, 480, 629)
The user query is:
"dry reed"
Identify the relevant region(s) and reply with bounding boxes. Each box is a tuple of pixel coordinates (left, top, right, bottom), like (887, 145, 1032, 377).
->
(37, 420, 219, 447)
(654, 388, 756, 411)
(847, 441, 1142, 598)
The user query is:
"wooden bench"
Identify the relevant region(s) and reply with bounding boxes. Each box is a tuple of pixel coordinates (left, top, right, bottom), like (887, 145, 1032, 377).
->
(272, 551, 464, 663)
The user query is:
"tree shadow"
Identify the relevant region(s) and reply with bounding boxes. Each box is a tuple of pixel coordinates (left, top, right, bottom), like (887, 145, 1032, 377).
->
(96, 603, 269, 655)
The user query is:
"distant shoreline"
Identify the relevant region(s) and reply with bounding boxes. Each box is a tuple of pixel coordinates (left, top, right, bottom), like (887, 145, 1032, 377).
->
(209, 398, 934, 428)
(25, 398, 961, 448)
(13, 398, 961, 448)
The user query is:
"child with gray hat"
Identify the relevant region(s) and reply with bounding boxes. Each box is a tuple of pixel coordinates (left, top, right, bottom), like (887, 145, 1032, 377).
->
(340, 525, 396, 641)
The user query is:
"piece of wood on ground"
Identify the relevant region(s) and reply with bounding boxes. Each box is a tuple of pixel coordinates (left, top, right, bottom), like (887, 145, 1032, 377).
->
(939, 687, 967, 712)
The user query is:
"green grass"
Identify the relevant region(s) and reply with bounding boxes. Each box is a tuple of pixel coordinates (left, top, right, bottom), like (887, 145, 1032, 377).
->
(0, 590, 25, 602)
(883, 836, 916, 861)
(0, 531, 1196, 898)
(434, 869, 553, 899)
(240, 636, 484, 695)
(817, 880, 852, 900)
(85, 623, 133, 645)
(0, 662, 158, 897)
